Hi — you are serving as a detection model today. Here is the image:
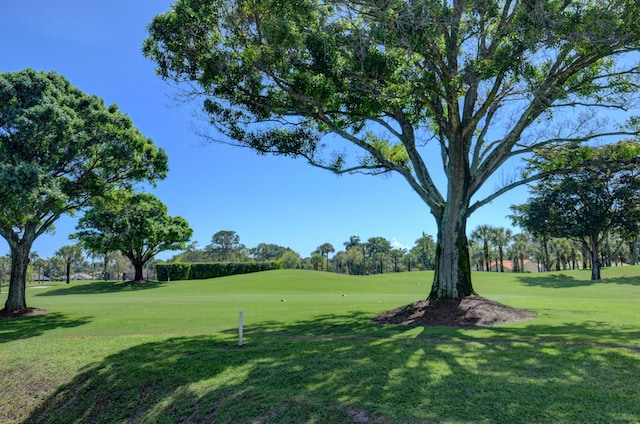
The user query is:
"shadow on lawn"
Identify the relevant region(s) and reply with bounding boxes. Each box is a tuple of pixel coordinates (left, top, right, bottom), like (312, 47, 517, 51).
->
(0, 313, 91, 343)
(517, 272, 640, 288)
(35, 280, 167, 297)
(24, 313, 640, 424)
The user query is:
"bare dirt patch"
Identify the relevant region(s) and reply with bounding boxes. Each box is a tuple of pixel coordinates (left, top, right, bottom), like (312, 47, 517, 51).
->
(373, 295, 535, 328)
(0, 308, 48, 321)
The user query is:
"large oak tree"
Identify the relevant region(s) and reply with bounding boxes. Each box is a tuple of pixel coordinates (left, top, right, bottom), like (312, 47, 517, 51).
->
(144, 0, 640, 299)
(0, 69, 168, 313)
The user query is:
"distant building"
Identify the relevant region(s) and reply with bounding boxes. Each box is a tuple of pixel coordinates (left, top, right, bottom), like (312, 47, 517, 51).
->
(487, 259, 539, 273)
(70, 273, 95, 280)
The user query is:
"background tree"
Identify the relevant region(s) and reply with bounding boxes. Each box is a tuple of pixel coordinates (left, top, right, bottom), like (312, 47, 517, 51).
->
(491, 227, 513, 272)
(471, 225, 494, 272)
(343, 236, 361, 252)
(28, 251, 40, 283)
(389, 248, 406, 273)
(411, 233, 436, 270)
(55, 245, 83, 284)
(309, 252, 323, 271)
(508, 232, 532, 273)
(170, 242, 210, 263)
(250, 243, 291, 262)
(0, 69, 167, 313)
(512, 143, 640, 280)
(316, 242, 335, 271)
(281, 250, 302, 269)
(74, 190, 192, 282)
(366, 237, 391, 274)
(145, 0, 640, 300)
(206, 230, 246, 262)
(0, 254, 10, 289)
(344, 246, 364, 275)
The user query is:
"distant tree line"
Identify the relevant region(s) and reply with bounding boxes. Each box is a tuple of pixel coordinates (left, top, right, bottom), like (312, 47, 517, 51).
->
(0, 249, 153, 285)
(168, 230, 303, 269)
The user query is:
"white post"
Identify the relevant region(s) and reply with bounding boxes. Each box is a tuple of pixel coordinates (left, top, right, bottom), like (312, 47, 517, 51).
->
(238, 310, 244, 346)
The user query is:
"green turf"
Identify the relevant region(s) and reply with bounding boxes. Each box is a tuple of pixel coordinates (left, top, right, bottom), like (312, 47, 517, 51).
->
(1, 268, 640, 423)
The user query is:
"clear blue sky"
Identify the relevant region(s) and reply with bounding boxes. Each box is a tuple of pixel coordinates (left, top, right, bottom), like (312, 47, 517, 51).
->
(1, 0, 525, 260)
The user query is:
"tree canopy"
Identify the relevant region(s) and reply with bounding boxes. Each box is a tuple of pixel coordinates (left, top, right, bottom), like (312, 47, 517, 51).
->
(0, 69, 168, 312)
(74, 190, 193, 282)
(145, 0, 640, 299)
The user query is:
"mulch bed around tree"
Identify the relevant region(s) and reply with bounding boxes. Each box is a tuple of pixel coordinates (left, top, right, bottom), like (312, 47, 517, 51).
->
(0, 307, 47, 321)
(373, 295, 535, 328)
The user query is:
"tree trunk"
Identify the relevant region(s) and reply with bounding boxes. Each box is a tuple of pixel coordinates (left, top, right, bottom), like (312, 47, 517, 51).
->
(65, 261, 71, 284)
(429, 204, 475, 300)
(3, 238, 34, 313)
(483, 243, 490, 271)
(589, 236, 601, 280)
(134, 262, 144, 281)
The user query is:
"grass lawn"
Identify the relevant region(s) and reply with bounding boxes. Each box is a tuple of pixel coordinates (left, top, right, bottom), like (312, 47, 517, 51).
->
(1, 267, 640, 423)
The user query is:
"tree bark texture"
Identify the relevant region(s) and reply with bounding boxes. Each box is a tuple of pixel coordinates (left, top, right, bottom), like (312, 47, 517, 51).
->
(3, 239, 33, 312)
(429, 161, 475, 299)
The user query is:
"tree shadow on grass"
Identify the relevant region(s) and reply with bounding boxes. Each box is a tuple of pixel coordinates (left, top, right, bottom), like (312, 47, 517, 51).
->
(35, 280, 167, 297)
(22, 312, 640, 424)
(516, 272, 640, 288)
(0, 313, 91, 343)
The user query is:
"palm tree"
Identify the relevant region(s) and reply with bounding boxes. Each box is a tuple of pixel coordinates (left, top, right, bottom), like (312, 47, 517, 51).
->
(471, 225, 494, 272)
(509, 232, 532, 272)
(55, 245, 84, 284)
(491, 227, 513, 272)
(316, 243, 335, 271)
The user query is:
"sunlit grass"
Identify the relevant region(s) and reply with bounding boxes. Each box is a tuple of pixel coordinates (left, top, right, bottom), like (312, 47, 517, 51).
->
(1, 268, 640, 423)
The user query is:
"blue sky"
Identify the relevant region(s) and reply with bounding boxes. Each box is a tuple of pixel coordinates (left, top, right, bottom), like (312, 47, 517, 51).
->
(1, 0, 526, 260)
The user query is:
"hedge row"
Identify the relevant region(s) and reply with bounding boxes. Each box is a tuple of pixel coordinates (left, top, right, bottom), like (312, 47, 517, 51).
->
(156, 261, 282, 281)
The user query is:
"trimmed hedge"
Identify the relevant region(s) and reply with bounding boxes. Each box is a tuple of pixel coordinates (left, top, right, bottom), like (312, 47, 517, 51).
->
(156, 262, 191, 281)
(156, 261, 282, 281)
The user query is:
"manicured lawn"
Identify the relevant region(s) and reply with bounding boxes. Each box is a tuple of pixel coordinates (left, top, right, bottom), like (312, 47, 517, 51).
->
(1, 268, 639, 423)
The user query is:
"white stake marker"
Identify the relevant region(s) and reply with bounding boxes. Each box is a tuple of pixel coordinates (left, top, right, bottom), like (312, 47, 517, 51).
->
(238, 310, 244, 346)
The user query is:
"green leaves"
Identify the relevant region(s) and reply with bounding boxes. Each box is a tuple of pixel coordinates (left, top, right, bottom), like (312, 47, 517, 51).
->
(0, 69, 168, 238)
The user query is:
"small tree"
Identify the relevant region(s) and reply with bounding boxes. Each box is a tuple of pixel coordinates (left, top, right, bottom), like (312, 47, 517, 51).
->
(55, 245, 83, 284)
(74, 190, 193, 282)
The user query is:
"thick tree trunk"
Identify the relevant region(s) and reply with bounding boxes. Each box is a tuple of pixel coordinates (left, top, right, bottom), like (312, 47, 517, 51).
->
(65, 261, 71, 284)
(429, 212, 474, 299)
(429, 197, 475, 299)
(134, 262, 144, 281)
(3, 239, 34, 313)
(428, 134, 475, 300)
